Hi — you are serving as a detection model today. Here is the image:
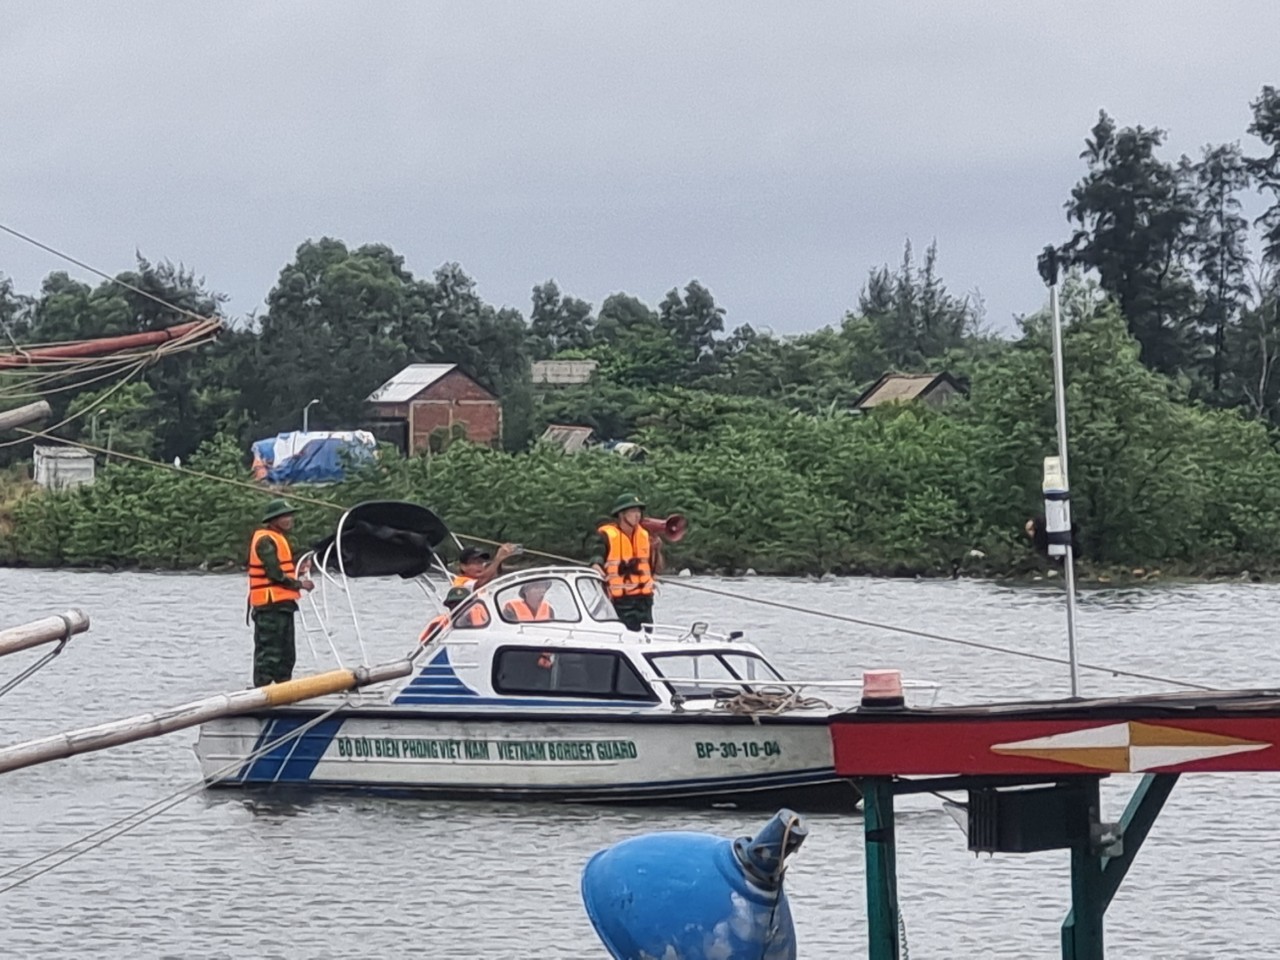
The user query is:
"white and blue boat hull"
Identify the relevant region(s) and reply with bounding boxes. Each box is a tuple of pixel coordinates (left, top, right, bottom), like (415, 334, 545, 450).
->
(196, 708, 857, 812)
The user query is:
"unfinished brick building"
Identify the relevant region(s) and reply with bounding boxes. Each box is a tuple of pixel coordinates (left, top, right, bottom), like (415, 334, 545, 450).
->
(366, 364, 501, 454)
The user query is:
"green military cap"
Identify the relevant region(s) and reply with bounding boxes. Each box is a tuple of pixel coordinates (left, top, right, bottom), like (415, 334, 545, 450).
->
(609, 492, 646, 515)
(443, 585, 471, 608)
(261, 498, 298, 523)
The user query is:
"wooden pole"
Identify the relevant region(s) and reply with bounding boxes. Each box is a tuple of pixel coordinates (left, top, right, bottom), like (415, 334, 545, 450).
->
(0, 659, 412, 775)
(0, 399, 52, 433)
(0, 610, 90, 659)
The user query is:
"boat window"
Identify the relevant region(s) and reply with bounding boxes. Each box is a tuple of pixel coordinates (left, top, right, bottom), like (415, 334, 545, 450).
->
(645, 652, 740, 700)
(720, 653, 783, 683)
(577, 577, 621, 621)
(496, 578, 580, 624)
(493, 647, 656, 701)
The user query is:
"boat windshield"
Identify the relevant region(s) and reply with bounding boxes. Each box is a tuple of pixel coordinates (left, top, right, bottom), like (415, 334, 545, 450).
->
(576, 577, 621, 622)
(645, 651, 784, 700)
(494, 578, 581, 624)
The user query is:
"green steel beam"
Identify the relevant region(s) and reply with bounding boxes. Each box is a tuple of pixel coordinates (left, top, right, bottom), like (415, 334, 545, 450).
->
(1061, 778, 1104, 960)
(1099, 773, 1179, 908)
(1061, 774, 1178, 959)
(862, 778, 900, 960)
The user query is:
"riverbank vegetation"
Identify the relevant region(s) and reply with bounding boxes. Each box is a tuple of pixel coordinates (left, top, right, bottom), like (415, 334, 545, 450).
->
(3, 90, 1280, 576)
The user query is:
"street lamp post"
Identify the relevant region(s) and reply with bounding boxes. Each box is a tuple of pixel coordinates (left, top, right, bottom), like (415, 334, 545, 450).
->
(302, 398, 320, 434)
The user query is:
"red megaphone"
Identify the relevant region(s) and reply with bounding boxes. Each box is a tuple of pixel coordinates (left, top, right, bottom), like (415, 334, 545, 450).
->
(640, 514, 688, 543)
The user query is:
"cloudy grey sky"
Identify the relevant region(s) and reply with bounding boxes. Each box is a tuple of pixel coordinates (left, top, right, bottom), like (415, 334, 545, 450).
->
(3, 2, 1278, 336)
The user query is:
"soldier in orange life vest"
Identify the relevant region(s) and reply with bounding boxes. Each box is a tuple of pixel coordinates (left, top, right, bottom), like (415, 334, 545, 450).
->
(589, 493, 663, 632)
(449, 543, 518, 627)
(502, 580, 555, 622)
(417, 542, 521, 642)
(248, 499, 314, 686)
(456, 543, 519, 591)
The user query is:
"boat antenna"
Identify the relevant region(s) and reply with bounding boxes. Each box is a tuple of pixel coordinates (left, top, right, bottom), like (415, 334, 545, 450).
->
(1038, 244, 1080, 697)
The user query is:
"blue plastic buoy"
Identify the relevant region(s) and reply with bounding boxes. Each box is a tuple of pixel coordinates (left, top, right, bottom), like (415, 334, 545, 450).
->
(580, 809, 808, 960)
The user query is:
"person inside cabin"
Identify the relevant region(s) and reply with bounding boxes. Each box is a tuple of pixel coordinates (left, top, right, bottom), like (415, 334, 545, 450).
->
(419, 583, 484, 644)
(589, 492, 663, 632)
(449, 543, 518, 627)
(502, 580, 556, 622)
(247, 499, 314, 686)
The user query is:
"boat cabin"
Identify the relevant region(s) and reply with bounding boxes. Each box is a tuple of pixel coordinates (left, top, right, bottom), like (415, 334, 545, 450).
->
(393, 566, 792, 712)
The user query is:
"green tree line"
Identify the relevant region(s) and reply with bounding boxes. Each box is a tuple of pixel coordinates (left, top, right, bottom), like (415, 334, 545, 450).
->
(8, 299, 1280, 577)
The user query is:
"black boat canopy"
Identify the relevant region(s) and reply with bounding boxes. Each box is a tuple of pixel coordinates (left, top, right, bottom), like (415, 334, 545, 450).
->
(310, 501, 451, 578)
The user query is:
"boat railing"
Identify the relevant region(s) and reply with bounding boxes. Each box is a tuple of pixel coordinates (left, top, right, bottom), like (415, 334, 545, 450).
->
(649, 676, 943, 712)
(494, 620, 738, 645)
(651, 676, 942, 701)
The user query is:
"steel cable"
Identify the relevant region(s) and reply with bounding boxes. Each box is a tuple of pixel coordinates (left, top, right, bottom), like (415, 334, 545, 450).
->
(0, 699, 349, 896)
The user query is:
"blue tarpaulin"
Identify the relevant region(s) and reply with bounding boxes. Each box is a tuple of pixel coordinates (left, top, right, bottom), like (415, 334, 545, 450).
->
(251, 431, 376, 484)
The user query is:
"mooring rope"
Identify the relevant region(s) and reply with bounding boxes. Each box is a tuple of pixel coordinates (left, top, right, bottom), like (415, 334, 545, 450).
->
(0, 615, 73, 700)
(660, 579, 1215, 692)
(0, 699, 348, 896)
(714, 687, 835, 717)
(0, 222, 220, 325)
(0, 358, 151, 450)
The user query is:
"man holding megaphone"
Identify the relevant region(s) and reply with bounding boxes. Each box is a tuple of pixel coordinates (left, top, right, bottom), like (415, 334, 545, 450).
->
(589, 492, 668, 632)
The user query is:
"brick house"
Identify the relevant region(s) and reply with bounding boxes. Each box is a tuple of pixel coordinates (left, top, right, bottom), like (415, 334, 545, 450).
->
(366, 364, 502, 454)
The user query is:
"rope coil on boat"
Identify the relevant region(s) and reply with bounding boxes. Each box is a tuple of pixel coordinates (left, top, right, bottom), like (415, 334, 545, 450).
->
(713, 686, 834, 719)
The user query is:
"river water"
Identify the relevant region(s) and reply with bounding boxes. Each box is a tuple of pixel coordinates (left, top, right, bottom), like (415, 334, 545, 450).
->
(0, 569, 1276, 958)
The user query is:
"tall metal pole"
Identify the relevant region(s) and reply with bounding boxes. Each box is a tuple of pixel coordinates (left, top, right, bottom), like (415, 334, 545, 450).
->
(1044, 253, 1081, 698)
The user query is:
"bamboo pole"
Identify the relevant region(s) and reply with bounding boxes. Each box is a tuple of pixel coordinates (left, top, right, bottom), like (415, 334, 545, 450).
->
(0, 610, 90, 659)
(0, 399, 52, 433)
(0, 321, 211, 369)
(0, 660, 412, 775)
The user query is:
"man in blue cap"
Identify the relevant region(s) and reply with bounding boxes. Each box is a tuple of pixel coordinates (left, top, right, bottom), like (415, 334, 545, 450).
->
(589, 493, 663, 631)
(247, 498, 315, 685)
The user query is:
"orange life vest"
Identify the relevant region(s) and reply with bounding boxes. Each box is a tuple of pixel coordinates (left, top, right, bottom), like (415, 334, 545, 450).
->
(418, 616, 447, 644)
(248, 528, 302, 608)
(417, 574, 487, 642)
(598, 522, 654, 599)
(452, 575, 488, 626)
(503, 598, 553, 622)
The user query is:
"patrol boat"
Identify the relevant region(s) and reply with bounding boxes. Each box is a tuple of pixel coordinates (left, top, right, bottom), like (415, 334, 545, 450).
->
(194, 502, 935, 811)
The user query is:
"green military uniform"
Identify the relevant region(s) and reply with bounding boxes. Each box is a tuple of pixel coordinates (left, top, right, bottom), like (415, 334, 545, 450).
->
(250, 499, 306, 686)
(252, 534, 303, 685)
(608, 594, 654, 634)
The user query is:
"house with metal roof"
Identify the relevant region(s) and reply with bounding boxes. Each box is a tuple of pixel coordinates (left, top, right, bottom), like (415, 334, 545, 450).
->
(853, 372, 965, 410)
(366, 364, 501, 453)
(540, 423, 596, 453)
